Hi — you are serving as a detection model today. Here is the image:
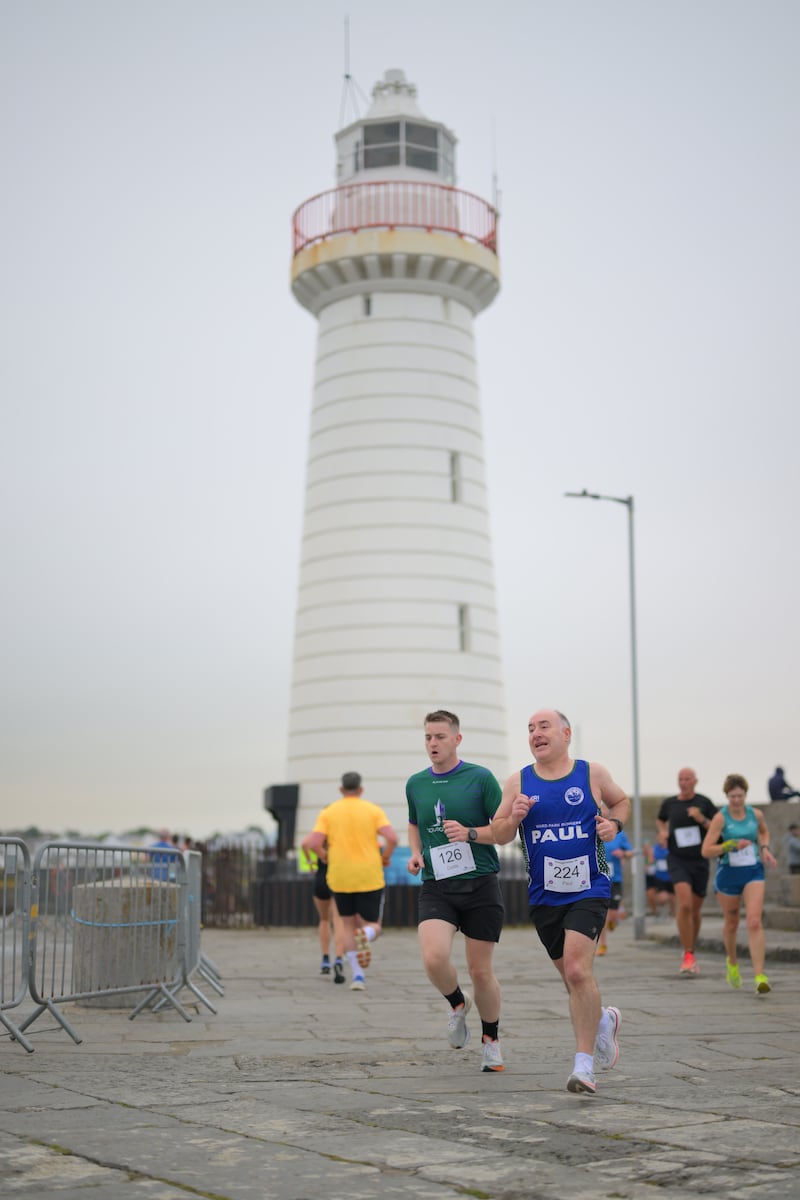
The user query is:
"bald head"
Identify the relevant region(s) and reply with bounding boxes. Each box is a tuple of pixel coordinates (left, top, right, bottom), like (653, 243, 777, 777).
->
(528, 709, 572, 768)
(529, 708, 571, 732)
(677, 768, 697, 798)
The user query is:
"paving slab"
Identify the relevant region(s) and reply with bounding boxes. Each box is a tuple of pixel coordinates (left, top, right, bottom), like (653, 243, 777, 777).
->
(2, 918, 800, 1199)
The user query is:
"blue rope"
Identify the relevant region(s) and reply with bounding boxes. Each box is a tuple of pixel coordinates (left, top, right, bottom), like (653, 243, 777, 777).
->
(70, 912, 177, 930)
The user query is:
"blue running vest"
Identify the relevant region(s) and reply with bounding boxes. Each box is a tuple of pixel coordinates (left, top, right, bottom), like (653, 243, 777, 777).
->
(518, 759, 611, 906)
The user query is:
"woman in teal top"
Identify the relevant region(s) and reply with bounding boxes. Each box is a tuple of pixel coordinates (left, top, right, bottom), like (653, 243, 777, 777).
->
(701, 774, 777, 994)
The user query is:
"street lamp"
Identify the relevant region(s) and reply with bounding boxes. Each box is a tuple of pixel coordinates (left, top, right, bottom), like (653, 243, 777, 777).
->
(564, 489, 645, 941)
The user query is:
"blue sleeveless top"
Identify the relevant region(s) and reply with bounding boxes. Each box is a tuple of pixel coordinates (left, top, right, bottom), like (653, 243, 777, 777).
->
(518, 759, 611, 906)
(719, 805, 759, 866)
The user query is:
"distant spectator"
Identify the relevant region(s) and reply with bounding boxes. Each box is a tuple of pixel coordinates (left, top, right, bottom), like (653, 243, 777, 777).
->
(150, 830, 173, 853)
(150, 829, 180, 883)
(768, 767, 800, 802)
(644, 830, 675, 918)
(785, 824, 800, 875)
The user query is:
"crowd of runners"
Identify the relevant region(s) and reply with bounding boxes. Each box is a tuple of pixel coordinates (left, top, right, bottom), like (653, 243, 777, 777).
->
(300, 708, 780, 1097)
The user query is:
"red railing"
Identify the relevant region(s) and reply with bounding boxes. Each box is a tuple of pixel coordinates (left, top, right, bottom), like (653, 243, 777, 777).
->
(292, 181, 498, 256)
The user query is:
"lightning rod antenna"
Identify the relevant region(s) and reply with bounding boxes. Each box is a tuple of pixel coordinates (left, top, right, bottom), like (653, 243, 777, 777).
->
(339, 16, 368, 127)
(491, 114, 502, 215)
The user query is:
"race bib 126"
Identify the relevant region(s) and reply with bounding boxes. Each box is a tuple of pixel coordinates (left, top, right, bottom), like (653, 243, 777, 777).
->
(430, 842, 476, 880)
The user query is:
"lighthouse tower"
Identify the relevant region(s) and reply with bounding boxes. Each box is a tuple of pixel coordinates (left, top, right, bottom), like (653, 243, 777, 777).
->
(287, 69, 506, 839)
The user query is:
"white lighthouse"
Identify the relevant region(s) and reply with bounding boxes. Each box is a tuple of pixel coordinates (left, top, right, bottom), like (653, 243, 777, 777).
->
(286, 69, 506, 839)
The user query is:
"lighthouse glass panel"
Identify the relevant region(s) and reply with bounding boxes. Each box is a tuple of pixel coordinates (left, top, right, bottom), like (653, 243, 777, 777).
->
(363, 122, 401, 168)
(405, 121, 438, 172)
(440, 133, 455, 183)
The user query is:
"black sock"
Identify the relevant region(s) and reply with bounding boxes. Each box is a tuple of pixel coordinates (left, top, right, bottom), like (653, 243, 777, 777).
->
(321, 955, 330, 964)
(481, 1020, 499, 1042)
(445, 987, 465, 1009)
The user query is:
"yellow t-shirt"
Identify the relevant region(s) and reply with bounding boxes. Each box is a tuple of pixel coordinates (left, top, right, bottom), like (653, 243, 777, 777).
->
(313, 795, 391, 893)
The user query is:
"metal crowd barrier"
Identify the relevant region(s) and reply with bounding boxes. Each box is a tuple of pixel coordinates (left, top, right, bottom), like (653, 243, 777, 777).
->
(148, 851, 222, 1016)
(0, 838, 34, 1053)
(0, 841, 223, 1053)
(23, 842, 192, 1043)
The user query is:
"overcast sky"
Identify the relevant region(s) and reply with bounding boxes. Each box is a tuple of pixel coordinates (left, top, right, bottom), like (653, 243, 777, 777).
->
(2, 1, 798, 839)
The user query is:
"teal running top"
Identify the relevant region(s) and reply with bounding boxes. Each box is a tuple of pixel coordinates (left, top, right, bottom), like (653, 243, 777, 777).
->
(719, 805, 759, 865)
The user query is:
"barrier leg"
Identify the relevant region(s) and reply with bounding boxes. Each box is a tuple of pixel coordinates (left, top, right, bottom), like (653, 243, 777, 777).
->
(18, 1000, 83, 1045)
(0, 1010, 35, 1054)
(199, 956, 225, 996)
(154, 976, 217, 1016)
(128, 983, 192, 1023)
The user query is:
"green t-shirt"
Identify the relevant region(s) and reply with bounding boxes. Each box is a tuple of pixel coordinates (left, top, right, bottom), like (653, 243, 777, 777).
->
(406, 760, 502, 881)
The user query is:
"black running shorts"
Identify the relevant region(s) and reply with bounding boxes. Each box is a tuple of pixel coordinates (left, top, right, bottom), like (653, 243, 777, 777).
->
(313, 866, 332, 902)
(332, 888, 384, 922)
(530, 897, 609, 960)
(418, 874, 504, 942)
(666, 854, 710, 897)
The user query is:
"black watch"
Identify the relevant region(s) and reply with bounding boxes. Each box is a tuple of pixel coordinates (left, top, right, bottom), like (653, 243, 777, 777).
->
(467, 827, 478, 843)
(610, 818, 624, 833)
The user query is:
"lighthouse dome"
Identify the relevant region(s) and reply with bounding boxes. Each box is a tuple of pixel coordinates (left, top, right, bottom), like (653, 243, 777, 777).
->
(364, 68, 426, 119)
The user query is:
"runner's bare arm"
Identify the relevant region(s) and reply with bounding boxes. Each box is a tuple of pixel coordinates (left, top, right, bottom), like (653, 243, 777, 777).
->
(491, 773, 533, 844)
(755, 810, 777, 867)
(442, 819, 493, 843)
(590, 762, 631, 842)
(301, 831, 326, 859)
(379, 823, 398, 866)
(407, 822, 424, 874)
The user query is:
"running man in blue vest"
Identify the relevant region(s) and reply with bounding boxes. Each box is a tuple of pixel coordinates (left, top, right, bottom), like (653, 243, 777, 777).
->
(492, 709, 630, 1096)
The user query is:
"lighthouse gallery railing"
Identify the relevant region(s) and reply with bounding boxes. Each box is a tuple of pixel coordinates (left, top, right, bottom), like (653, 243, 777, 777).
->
(292, 181, 498, 256)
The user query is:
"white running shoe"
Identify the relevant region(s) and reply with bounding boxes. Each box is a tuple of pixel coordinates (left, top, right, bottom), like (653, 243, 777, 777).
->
(481, 1037, 505, 1072)
(447, 993, 472, 1048)
(594, 1006, 621, 1071)
(350, 975, 366, 991)
(567, 1069, 597, 1095)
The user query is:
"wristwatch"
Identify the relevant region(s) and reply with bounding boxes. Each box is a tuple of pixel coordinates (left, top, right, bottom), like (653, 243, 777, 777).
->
(610, 818, 624, 833)
(467, 827, 478, 843)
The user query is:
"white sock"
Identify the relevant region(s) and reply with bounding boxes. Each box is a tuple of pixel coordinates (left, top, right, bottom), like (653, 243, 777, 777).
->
(346, 950, 360, 976)
(363, 926, 377, 943)
(574, 1052, 594, 1075)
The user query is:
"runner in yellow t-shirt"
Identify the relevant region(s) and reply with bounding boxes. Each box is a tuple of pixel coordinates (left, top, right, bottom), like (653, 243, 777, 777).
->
(302, 772, 397, 991)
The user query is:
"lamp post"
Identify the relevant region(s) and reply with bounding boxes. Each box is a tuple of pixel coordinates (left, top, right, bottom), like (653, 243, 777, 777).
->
(564, 489, 645, 941)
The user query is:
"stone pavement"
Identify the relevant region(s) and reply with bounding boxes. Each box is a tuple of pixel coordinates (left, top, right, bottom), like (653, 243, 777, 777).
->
(1, 915, 799, 1200)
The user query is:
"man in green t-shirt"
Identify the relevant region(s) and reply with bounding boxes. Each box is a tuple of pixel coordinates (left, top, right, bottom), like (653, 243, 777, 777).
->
(406, 709, 505, 1073)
